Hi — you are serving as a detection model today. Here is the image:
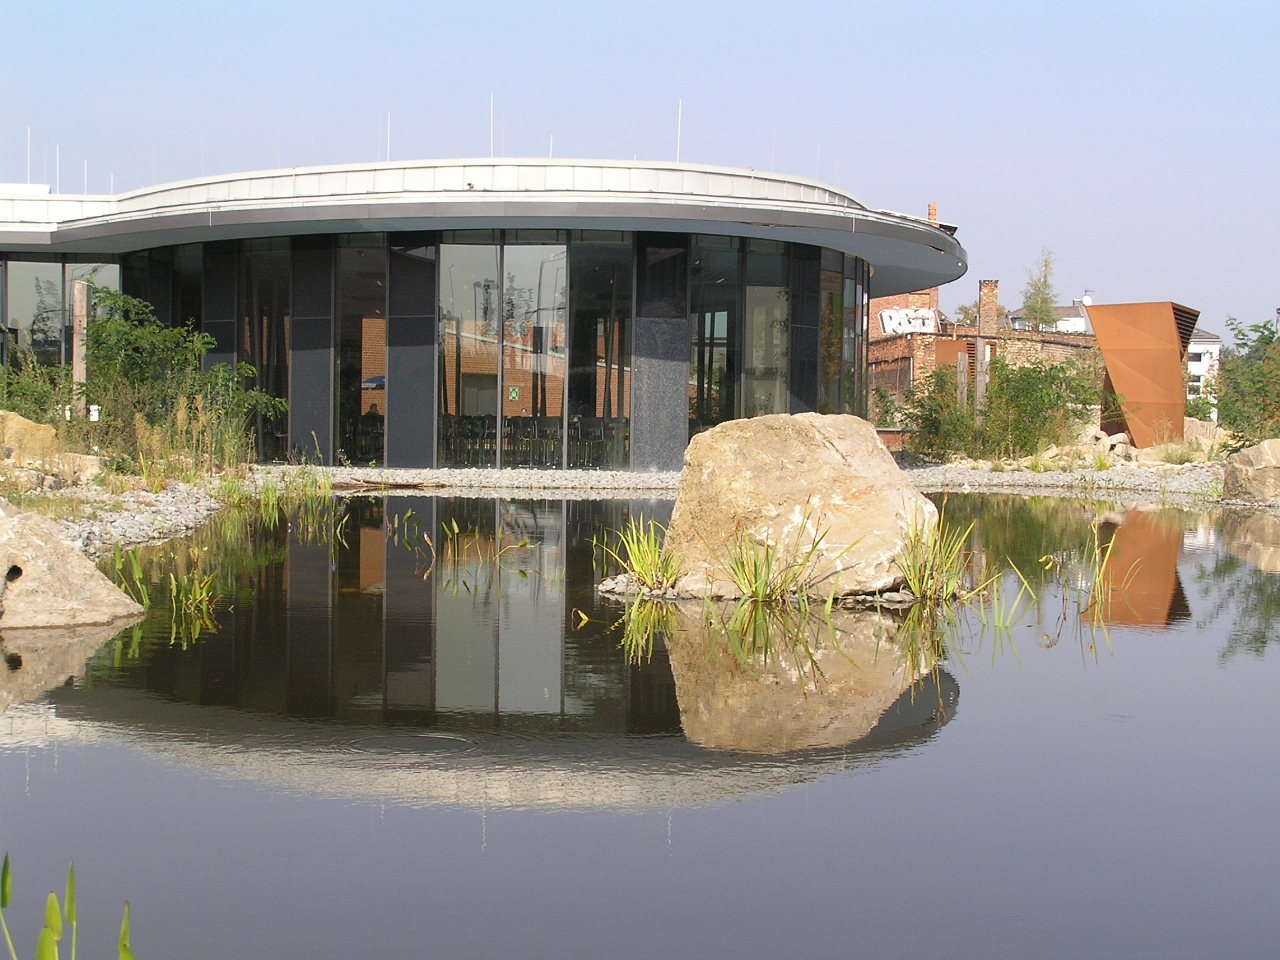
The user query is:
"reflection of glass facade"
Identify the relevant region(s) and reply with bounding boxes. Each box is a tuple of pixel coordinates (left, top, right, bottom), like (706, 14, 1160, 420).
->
(111, 496, 679, 734)
(1, 229, 871, 470)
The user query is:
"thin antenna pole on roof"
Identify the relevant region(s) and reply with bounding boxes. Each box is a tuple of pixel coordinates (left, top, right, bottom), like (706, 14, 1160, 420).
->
(489, 92, 494, 158)
(386, 111, 391, 161)
(56, 144, 60, 193)
(25, 127, 30, 183)
(676, 99, 682, 162)
(549, 134, 553, 158)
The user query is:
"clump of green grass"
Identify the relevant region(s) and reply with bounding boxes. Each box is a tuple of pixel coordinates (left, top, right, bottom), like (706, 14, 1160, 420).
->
(898, 504, 978, 603)
(721, 526, 827, 605)
(595, 517, 680, 593)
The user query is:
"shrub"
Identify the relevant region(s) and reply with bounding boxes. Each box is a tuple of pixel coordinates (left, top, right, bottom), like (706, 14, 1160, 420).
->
(901, 356, 1099, 460)
(67, 286, 287, 476)
(1217, 317, 1280, 446)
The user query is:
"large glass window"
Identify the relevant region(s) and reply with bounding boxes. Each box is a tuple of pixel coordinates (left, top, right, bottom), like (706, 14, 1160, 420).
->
(743, 239, 789, 417)
(567, 232, 632, 468)
(241, 239, 291, 461)
(502, 236, 566, 467)
(842, 256, 869, 416)
(5, 260, 63, 365)
(336, 235, 388, 465)
(439, 236, 501, 467)
(818, 249, 844, 414)
(689, 236, 742, 433)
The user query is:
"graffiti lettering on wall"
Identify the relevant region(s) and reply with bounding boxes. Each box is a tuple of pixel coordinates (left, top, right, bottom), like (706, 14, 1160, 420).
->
(879, 307, 938, 335)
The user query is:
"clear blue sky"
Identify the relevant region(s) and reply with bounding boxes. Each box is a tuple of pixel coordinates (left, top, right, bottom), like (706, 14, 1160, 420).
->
(4, 0, 1275, 336)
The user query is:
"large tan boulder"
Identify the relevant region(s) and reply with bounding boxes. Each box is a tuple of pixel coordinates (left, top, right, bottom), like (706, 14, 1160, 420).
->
(664, 413, 937, 597)
(0, 499, 144, 628)
(0, 410, 58, 461)
(1223, 439, 1280, 502)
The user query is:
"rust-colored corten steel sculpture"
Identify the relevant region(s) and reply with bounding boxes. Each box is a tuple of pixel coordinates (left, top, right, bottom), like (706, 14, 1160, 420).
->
(1087, 301, 1200, 448)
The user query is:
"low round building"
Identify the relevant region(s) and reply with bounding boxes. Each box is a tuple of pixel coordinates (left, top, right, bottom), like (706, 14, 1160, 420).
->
(0, 159, 967, 469)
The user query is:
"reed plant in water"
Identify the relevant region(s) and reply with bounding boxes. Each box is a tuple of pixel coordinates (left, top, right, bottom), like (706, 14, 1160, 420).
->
(721, 527, 827, 606)
(0, 854, 135, 960)
(898, 502, 982, 603)
(109, 546, 151, 609)
(595, 517, 680, 592)
(168, 570, 220, 646)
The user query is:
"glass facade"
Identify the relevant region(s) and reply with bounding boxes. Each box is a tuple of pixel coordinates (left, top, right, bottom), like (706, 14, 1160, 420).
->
(567, 232, 631, 469)
(1, 226, 869, 470)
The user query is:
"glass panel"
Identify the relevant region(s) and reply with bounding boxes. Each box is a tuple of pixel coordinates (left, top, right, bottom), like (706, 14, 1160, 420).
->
(240, 240, 291, 461)
(336, 237, 388, 466)
(439, 243, 500, 467)
(568, 234, 632, 468)
(841, 256, 867, 416)
(688, 236, 741, 433)
(743, 240, 789, 417)
(5, 260, 64, 365)
(819, 260, 844, 413)
(636, 233, 687, 318)
(501, 243, 566, 467)
(172, 244, 203, 327)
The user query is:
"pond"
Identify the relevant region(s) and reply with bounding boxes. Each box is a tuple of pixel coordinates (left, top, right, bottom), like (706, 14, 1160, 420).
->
(2, 492, 1279, 959)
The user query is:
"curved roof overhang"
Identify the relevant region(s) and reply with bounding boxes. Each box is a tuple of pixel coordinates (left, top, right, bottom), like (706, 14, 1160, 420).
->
(0, 159, 967, 298)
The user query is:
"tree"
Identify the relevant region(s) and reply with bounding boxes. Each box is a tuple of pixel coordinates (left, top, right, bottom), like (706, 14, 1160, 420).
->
(1019, 248, 1058, 331)
(1216, 316, 1280, 446)
(954, 297, 1007, 326)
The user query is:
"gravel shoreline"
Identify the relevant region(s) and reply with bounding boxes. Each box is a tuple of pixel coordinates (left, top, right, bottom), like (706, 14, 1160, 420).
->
(53, 458, 1261, 558)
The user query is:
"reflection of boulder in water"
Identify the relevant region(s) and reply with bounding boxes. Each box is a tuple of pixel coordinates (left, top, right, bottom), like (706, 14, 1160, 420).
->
(0, 623, 135, 713)
(665, 603, 955, 754)
(1222, 511, 1280, 574)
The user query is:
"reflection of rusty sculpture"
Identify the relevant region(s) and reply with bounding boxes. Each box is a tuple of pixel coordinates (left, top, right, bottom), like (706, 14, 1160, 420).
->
(1087, 301, 1200, 448)
(1097, 510, 1190, 627)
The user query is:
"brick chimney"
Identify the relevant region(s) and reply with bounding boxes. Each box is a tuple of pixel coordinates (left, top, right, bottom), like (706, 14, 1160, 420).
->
(978, 279, 999, 336)
(928, 202, 938, 223)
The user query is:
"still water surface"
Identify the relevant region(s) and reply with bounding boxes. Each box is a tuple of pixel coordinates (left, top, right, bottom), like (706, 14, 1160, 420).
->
(1, 494, 1278, 959)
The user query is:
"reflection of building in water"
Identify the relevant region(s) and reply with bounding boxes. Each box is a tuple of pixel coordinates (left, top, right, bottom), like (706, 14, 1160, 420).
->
(1099, 510, 1191, 627)
(0, 495, 959, 810)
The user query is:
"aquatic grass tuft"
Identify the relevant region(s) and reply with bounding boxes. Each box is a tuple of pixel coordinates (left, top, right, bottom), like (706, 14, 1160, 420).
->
(595, 517, 680, 592)
(722, 529, 823, 606)
(898, 502, 983, 604)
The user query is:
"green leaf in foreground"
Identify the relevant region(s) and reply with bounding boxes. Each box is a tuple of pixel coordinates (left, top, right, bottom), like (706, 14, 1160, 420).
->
(118, 901, 134, 960)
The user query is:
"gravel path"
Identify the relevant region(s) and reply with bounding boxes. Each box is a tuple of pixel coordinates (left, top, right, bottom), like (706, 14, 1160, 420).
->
(52, 458, 1247, 558)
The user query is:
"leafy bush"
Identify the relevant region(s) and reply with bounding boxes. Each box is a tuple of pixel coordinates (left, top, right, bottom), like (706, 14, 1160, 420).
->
(900, 366, 976, 460)
(0, 352, 72, 425)
(902, 356, 1099, 460)
(1217, 317, 1280, 446)
(68, 286, 287, 477)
